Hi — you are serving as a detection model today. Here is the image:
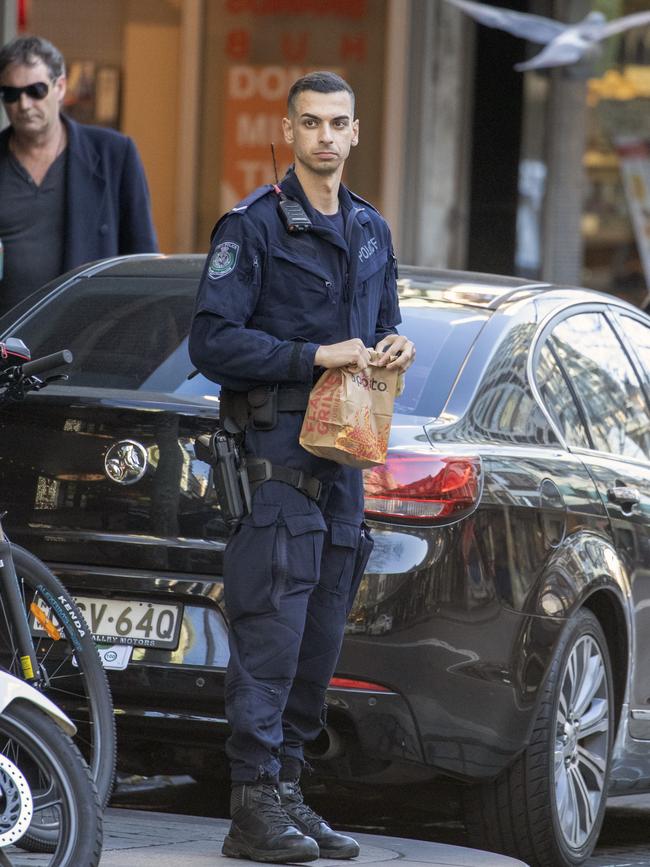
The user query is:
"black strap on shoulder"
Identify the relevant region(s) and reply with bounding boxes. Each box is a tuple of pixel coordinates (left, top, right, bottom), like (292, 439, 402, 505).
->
(246, 458, 322, 502)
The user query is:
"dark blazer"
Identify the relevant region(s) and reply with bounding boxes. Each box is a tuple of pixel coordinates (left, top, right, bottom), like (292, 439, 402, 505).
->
(0, 115, 158, 272)
(61, 116, 158, 269)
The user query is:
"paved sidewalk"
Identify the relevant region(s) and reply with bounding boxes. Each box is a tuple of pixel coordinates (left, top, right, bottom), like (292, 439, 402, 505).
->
(99, 807, 528, 866)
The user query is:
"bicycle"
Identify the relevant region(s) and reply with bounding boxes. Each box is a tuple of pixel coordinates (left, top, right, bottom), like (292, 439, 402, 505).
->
(0, 339, 116, 851)
(0, 667, 103, 865)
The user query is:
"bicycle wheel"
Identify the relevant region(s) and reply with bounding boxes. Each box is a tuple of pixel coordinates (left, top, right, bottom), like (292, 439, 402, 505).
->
(0, 699, 103, 866)
(0, 545, 116, 816)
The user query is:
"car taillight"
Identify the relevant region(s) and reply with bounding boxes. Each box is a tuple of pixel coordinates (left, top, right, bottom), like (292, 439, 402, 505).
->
(363, 453, 481, 523)
(329, 677, 394, 693)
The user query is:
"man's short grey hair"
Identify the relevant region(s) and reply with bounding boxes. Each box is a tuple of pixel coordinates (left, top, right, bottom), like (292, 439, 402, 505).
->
(0, 35, 66, 80)
(287, 71, 355, 115)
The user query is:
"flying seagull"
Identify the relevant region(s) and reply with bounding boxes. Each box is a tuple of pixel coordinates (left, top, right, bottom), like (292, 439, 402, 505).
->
(445, 0, 650, 71)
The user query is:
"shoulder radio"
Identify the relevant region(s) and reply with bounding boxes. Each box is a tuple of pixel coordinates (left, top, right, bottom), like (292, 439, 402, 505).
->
(271, 143, 311, 233)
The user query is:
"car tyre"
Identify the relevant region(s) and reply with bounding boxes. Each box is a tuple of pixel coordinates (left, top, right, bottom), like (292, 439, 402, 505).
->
(463, 608, 613, 867)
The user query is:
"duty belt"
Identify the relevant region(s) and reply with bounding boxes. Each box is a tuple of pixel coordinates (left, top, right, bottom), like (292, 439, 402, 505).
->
(220, 385, 311, 433)
(249, 385, 311, 412)
(246, 457, 322, 502)
(217, 386, 321, 501)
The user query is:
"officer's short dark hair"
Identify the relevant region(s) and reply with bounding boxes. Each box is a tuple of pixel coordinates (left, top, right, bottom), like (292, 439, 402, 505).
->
(287, 71, 355, 115)
(0, 35, 66, 80)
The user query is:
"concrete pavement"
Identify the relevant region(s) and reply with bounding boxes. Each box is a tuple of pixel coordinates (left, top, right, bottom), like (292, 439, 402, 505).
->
(99, 807, 527, 866)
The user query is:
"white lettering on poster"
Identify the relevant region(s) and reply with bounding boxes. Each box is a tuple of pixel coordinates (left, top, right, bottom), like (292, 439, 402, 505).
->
(228, 66, 309, 100)
(236, 114, 284, 146)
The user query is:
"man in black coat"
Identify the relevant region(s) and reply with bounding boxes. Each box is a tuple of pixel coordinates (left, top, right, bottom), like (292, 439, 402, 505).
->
(0, 35, 157, 315)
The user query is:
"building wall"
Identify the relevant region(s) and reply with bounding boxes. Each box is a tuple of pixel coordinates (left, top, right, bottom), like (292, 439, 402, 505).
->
(30, 0, 124, 65)
(196, 0, 387, 248)
(121, 1, 180, 254)
(28, 0, 181, 253)
(4, 0, 474, 272)
(0, 0, 15, 127)
(4, 0, 649, 300)
(400, 0, 473, 268)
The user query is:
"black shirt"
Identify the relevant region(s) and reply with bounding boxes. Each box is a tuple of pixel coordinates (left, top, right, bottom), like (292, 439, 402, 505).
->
(317, 208, 345, 237)
(0, 138, 67, 315)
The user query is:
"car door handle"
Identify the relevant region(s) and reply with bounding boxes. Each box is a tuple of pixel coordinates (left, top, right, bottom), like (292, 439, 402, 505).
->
(607, 486, 641, 509)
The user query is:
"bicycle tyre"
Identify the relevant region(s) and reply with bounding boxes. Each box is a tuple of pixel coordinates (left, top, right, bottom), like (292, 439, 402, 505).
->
(0, 699, 103, 866)
(0, 544, 116, 816)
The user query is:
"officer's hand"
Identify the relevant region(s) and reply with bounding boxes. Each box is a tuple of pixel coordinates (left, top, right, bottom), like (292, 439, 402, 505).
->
(373, 334, 416, 371)
(314, 339, 371, 372)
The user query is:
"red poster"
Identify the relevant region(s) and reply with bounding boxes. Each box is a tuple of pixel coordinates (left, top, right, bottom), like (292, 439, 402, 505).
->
(221, 65, 314, 211)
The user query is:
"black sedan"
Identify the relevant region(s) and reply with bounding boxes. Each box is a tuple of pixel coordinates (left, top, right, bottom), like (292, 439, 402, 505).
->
(3, 254, 650, 867)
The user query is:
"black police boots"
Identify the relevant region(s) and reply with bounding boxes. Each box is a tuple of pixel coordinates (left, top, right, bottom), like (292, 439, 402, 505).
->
(222, 782, 319, 863)
(278, 780, 360, 859)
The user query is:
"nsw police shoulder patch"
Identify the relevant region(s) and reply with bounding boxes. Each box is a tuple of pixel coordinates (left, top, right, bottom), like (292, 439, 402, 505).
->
(208, 241, 240, 280)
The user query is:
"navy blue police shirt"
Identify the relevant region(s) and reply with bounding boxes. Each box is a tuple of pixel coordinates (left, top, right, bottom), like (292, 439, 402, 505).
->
(189, 167, 401, 393)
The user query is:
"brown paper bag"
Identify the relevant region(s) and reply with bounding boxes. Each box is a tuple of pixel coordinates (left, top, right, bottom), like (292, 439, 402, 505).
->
(299, 362, 399, 468)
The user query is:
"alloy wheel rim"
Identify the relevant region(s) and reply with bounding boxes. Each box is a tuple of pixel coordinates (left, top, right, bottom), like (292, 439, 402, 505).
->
(553, 632, 609, 850)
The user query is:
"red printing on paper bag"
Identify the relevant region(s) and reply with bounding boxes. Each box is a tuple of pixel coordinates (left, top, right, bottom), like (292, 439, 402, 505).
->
(302, 370, 341, 435)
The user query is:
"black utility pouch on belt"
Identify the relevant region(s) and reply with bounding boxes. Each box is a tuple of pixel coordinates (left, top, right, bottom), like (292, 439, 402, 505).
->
(247, 385, 278, 431)
(195, 430, 252, 526)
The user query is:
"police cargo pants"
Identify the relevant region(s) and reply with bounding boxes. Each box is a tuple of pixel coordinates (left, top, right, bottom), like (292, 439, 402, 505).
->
(223, 474, 373, 784)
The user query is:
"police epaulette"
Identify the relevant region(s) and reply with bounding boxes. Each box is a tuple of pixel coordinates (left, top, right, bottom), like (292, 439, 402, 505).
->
(229, 184, 275, 214)
(210, 185, 275, 241)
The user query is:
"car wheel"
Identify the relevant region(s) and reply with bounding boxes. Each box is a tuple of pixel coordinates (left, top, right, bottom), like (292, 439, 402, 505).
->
(464, 608, 614, 867)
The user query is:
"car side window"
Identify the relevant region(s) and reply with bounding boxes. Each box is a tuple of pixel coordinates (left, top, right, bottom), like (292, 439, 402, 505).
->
(535, 342, 590, 448)
(551, 312, 650, 461)
(620, 316, 650, 381)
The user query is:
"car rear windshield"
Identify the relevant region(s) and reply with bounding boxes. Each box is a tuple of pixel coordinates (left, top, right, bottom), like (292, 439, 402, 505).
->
(5, 275, 216, 395)
(6, 276, 487, 418)
(396, 303, 488, 416)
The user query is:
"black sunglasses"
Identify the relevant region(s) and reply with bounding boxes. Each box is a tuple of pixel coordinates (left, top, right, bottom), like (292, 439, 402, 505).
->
(0, 81, 50, 104)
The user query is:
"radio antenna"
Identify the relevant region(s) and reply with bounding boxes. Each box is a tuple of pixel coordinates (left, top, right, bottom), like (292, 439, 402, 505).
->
(270, 142, 312, 232)
(270, 143, 280, 185)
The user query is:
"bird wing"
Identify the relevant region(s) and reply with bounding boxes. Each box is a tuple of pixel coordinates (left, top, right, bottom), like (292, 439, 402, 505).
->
(444, 0, 565, 44)
(596, 11, 650, 40)
(514, 39, 584, 71)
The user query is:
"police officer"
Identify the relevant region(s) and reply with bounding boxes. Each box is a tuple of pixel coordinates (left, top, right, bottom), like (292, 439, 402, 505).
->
(189, 71, 415, 863)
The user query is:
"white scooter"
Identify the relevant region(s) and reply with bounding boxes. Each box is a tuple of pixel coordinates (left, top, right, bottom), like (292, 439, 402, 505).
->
(0, 669, 102, 866)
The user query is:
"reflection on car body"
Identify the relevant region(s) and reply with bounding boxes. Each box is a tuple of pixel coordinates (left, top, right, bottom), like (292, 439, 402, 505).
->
(367, 614, 393, 635)
(5, 255, 650, 865)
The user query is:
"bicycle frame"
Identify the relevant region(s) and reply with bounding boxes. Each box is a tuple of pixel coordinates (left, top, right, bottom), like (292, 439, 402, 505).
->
(0, 342, 114, 844)
(0, 345, 75, 690)
(0, 517, 41, 685)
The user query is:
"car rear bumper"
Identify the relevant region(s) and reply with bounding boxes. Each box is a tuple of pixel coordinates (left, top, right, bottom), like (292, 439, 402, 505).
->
(45, 562, 435, 782)
(48, 562, 549, 786)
